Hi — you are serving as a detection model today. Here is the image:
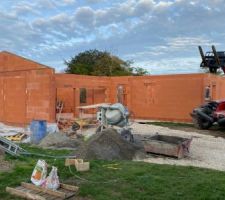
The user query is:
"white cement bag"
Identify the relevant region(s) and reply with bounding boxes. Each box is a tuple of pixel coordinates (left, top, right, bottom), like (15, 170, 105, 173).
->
(44, 166, 60, 190)
(31, 160, 48, 186)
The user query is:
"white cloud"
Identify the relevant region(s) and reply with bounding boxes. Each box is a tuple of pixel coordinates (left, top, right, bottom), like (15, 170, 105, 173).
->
(74, 6, 95, 26)
(86, 0, 105, 3)
(63, 0, 76, 5)
(135, 57, 201, 75)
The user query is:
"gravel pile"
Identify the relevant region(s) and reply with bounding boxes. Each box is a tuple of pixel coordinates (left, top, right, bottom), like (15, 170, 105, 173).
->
(131, 122, 225, 171)
(39, 132, 81, 149)
(76, 128, 139, 160)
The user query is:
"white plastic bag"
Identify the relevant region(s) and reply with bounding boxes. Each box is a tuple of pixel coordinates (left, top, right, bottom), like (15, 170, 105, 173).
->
(44, 166, 60, 190)
(31, 160, 48, 186)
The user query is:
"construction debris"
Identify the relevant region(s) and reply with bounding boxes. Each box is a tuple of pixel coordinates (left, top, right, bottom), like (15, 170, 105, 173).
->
(0, 123, 26, 136)
(65, 158, 90, 172)
(4, 133, 26, 142)
(76, 128, 139, 160)
(6, 182, 79, 200)
(58, 118, 77, 132)
(0, 136, 27, 156)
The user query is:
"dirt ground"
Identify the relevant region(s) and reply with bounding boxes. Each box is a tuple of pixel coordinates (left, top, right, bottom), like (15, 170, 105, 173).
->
(131, 122, 225, 171)
(0, 155, 13, 172)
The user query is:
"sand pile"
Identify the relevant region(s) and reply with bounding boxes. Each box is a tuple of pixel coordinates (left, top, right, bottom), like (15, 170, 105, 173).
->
(76, 128, 139, 160)
(39, 132, 81, 149)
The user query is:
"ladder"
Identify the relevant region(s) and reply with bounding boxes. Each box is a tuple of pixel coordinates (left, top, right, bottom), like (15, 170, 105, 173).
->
(56, 101, 64, 125)
(0, 136, 26, 156)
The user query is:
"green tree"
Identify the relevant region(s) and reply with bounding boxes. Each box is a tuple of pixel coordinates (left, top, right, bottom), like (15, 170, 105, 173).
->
(65, 49, 149, 76)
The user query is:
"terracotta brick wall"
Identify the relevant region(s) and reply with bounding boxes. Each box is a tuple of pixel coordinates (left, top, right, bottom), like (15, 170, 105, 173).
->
(26, 68, 55, 123)
(203, 74, 225, 100)
(0, 69, 55, 125)
(110, 74, 205, 122)
(55, 74, 110, 116)
(55, 73, 208, 122)
(3, 50, 225, 125)
(57, 88, 74, 113)
(0, 52, 55, 125)
(0, 51, 51, 72)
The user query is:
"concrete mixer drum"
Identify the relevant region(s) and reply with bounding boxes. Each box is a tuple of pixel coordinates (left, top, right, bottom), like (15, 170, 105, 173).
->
(96, 103, 134, 142)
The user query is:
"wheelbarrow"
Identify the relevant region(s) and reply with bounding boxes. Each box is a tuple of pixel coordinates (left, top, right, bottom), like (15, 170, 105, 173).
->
(143, 133, 192, 159)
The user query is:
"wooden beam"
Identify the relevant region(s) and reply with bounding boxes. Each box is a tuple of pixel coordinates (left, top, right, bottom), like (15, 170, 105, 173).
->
(6, 187, 46, 200)
(21, 182, 66, 198)
(60, 183, 79, 192)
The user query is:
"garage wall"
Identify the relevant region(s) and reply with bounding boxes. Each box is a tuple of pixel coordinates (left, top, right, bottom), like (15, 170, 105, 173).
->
(0, 51, 56, 125)
(110, 74, 205, 122)
(4, 74, 26, 123)
(55, 74, 110, 116)
(57, 88, 74, 113)
(55, 73, 206, 122)
(26, 69, 56, 123)
(3, 51, 225, 125)
(0, 51, 50, 71)
(203, 74, 225, 101)
(0, 69, 55, 125)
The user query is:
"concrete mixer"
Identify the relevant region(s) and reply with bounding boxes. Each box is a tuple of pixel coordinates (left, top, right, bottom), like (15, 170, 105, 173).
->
(96, 103, 134, 142)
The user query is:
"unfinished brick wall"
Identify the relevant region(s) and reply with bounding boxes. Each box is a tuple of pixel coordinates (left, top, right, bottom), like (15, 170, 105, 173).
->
(109, 74, 205, 122)
(3, 51, 225, 125)
(26, 69, 55, 123)
(202, 74, 225, 101)
(0, 69, 55, 125)
(0, 51, 55, 125)
(55, 74, 110, 116)
(55, 73, 209, 122)
(0, 51, 52, 72)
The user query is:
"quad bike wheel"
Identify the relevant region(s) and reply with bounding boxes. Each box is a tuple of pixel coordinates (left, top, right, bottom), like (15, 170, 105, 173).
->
(192, 104, 214, 130)
(192, 114, 212, 130)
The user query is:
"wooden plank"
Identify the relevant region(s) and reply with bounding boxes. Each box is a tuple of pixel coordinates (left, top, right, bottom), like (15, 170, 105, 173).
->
(6, 187, 46, 200)
(60, 183, 79, 192)
(65, 158, 76, 166)
(5, 133, 25, 141)
(21, 182, 66, 199)
(58, 188, 74, 198)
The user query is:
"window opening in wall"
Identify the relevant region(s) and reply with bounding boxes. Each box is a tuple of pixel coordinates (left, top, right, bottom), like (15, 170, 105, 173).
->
(117, 85, 124, 104)
(204, 85, 211, 101)
(80, 88, 87, 104)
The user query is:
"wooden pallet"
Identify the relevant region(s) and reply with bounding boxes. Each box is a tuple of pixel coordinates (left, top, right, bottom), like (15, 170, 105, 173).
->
(5, 133, 26, 141)
(6, 182, 79, 200)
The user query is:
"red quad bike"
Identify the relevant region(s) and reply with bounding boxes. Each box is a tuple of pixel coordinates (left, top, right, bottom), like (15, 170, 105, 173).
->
(191, 100, 225, 129)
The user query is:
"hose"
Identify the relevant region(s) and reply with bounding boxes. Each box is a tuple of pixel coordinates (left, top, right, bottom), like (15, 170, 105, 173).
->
(20, 151, 76, 159)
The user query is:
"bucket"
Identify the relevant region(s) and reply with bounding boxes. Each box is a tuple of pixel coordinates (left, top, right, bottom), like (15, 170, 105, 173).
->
(30, 120, 47, 144)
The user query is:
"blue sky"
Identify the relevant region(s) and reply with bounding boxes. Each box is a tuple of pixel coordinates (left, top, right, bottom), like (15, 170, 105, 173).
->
(0, 0, 224, 74)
